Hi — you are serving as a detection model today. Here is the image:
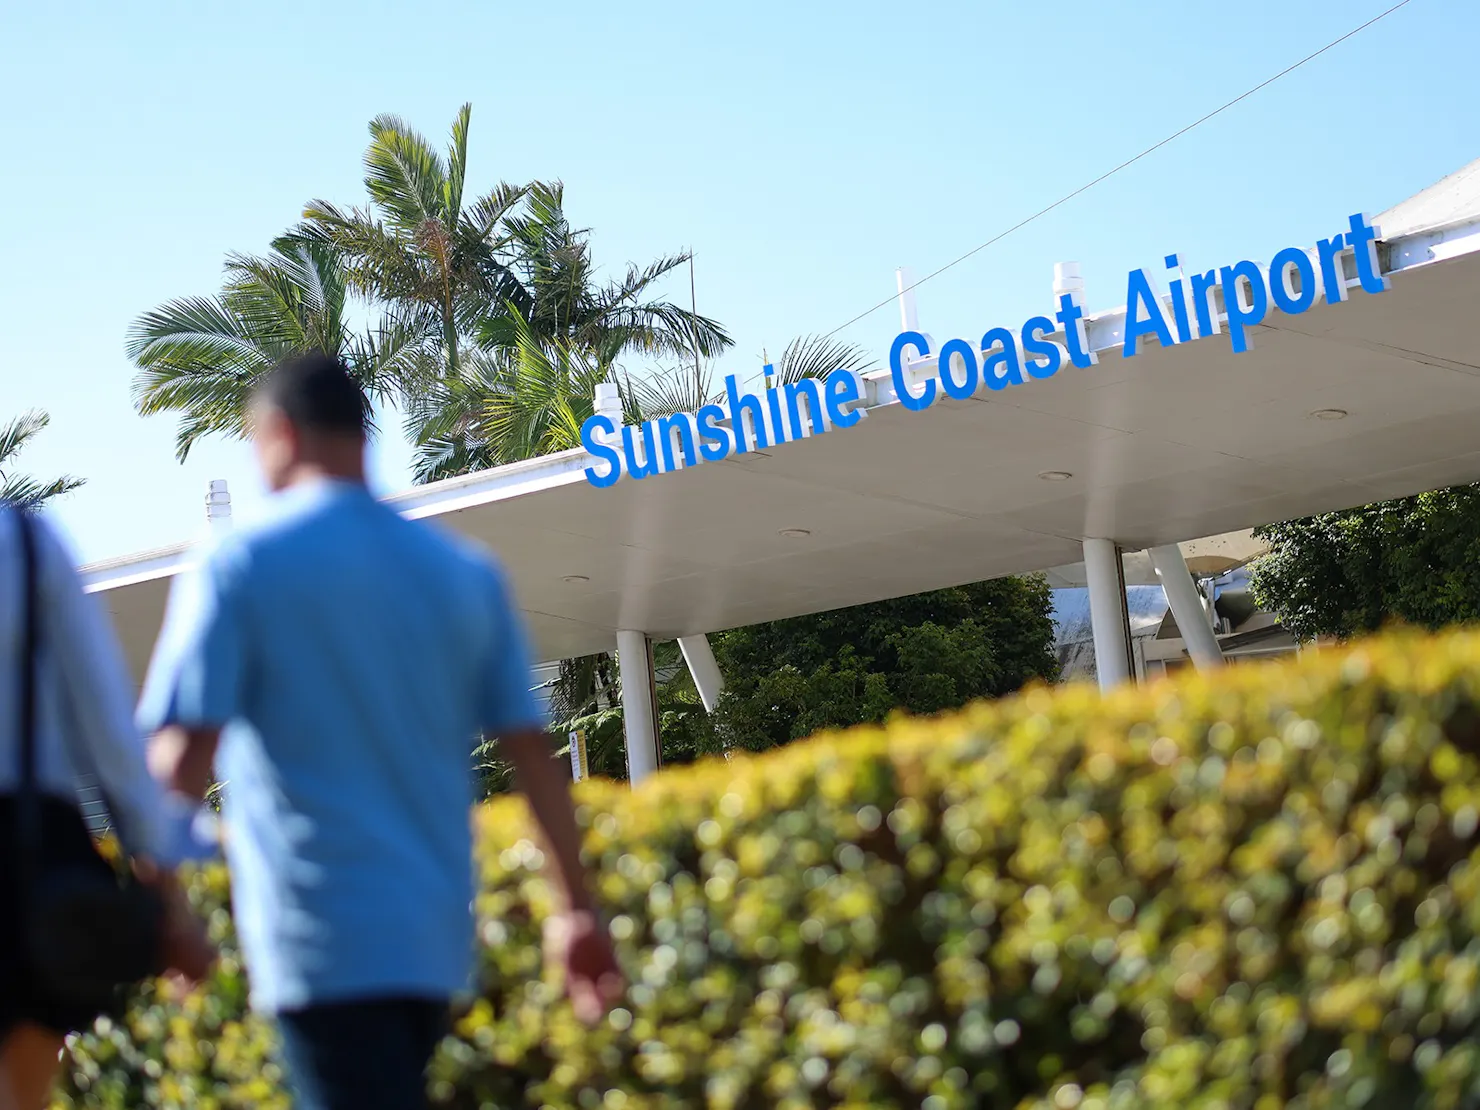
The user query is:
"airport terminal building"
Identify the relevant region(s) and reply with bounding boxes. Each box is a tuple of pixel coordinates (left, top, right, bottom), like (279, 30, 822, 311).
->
(81, 157, 1480, 784)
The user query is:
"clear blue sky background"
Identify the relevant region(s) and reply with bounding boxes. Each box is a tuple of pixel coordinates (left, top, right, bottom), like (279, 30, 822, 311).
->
(2, 0, 1475, 564)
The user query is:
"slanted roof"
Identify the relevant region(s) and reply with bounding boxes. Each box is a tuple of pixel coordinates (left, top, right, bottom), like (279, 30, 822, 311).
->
(1374, 157, 1480, 240)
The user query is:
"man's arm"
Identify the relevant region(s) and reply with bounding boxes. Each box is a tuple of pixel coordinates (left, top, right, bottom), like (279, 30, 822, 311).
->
(501, 726, 621, 1024)
(501, 727, 594, 913)
(148, 725, 222, 804)
(137, 548, 246, 787)
(478, 562, 621, 1022)
(478, 563, 592, 907)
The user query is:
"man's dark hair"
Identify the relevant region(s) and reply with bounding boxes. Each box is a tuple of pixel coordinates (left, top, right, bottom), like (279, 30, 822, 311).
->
(256, 351, 369, 436)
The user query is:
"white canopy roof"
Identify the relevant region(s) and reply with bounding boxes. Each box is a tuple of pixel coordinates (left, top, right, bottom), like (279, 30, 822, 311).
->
(84, 159, 1480, 684)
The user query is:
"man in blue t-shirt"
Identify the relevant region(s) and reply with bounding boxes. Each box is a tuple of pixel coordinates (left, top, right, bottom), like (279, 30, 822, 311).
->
(140, 352, 620, 1110)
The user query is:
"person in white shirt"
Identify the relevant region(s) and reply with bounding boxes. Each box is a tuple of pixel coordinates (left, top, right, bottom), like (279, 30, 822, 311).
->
(0, 507, 212, 1110)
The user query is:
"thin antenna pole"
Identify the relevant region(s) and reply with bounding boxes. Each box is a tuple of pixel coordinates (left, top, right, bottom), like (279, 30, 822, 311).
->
(689, 253, 702, 387)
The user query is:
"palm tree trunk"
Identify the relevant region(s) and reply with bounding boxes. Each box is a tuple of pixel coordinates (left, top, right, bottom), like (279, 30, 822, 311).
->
(443, 306, 460, 377)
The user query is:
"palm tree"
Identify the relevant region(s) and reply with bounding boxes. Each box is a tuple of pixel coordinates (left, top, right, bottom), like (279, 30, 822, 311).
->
(409, 309, 738, 484)
(225, 106, 729, 484)
(1, 411, 83, 509)
(297, 103, 528, 380)
(476, 182, 731, 366)
(127, 239, 432, 461)
(382, 175, 732, 481)
(404, 325, 611, 483)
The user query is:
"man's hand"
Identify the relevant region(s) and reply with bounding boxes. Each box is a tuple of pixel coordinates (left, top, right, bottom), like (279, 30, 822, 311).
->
(500, 729, 621, 1021)
(135, 864, 216, 986)
(160, 878, 216, 985)
(543, 909, 623, 1025)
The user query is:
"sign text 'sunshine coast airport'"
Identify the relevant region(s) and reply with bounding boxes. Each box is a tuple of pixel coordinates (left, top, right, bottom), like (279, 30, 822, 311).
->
(579, 214, 1391, 489)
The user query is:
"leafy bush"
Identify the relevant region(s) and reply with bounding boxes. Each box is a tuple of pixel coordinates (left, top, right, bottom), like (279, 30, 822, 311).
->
(52, 628, 1480, 1108)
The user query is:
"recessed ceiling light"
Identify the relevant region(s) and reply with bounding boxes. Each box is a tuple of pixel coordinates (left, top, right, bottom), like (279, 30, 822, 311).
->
(1038, 470, 1073, 481)
(561, 574, 590, 584)
(1311, 408, 1348, 421)
(779, 528, 811, 538)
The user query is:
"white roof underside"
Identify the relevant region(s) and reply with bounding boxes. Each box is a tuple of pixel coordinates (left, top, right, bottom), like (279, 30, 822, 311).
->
(84, 159, 1480, 684)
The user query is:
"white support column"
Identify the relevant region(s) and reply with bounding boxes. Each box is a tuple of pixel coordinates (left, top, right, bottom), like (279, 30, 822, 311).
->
(205, 479, 232, 536)
(1149, 544, 1225, 671)
(1083, 538, 1132, 691)
(678, 634, 725, 713)
(616, 630, 660, 786)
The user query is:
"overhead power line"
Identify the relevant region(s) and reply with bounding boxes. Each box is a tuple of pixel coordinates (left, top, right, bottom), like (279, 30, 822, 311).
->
(824, 0, 1418, 339)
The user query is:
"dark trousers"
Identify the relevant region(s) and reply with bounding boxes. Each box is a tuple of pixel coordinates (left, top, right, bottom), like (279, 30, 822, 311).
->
(276, 996, 450, 1110)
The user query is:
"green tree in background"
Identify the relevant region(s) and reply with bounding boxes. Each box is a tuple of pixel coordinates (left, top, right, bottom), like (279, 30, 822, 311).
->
(297, 106, 730, 482)
(408, 179, 731, 482)
(478, 181, 730, 367)
(126, 240, 430, 460)
(1250, 482, 1480, 642)
(711, 575, 1060, 753)
(130, 104, 730, 483)
(297, 103, 527, 383)
(509, 573, 1059, 793)
(404, 318, 716, 483)
(404, 327, 607, 482)
(0, 411, 84, 509)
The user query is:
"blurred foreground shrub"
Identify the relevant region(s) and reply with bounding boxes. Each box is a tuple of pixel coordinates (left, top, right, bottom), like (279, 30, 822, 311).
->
(52, 629, 1480, 1108)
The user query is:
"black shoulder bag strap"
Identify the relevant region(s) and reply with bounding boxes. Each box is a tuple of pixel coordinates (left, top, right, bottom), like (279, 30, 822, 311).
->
(14, 506, 43, 911)
(11, 507, 165, 1011)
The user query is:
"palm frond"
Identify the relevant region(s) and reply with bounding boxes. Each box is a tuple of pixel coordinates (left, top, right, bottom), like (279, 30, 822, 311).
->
(444, 102, 472, 230)
(585, 297, 732, 360)
(364, 112, 448, 231)
(624, 363, 719, 420)
(0, 473, 84, 510)
(130, 361, 257, 461)
(478, 315, 605, 463)
(128, 243, 375, 461)
(575, 252, 732, 359)
(222, 240, 350, 357)
(295, 204, 431, 304)
(768, 334, 878, 386)
(125, 295, 270, 372)
(0, 411, 84, 509)
(410, 435, 497, 485)
(0, 410, 51, 466)
(350, 306, 440, 401)
(402, 345, 509, 482)
(503, 181, 573, 254)
(602, 252, 693, 304)
(464, 182, 532, 246)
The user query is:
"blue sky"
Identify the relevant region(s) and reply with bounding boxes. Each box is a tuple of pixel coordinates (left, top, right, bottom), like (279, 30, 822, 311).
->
(2, 0, 1474, 564)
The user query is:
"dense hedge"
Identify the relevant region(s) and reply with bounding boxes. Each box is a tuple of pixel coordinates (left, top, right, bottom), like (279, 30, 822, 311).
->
(51, 629, 1480, 1109)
